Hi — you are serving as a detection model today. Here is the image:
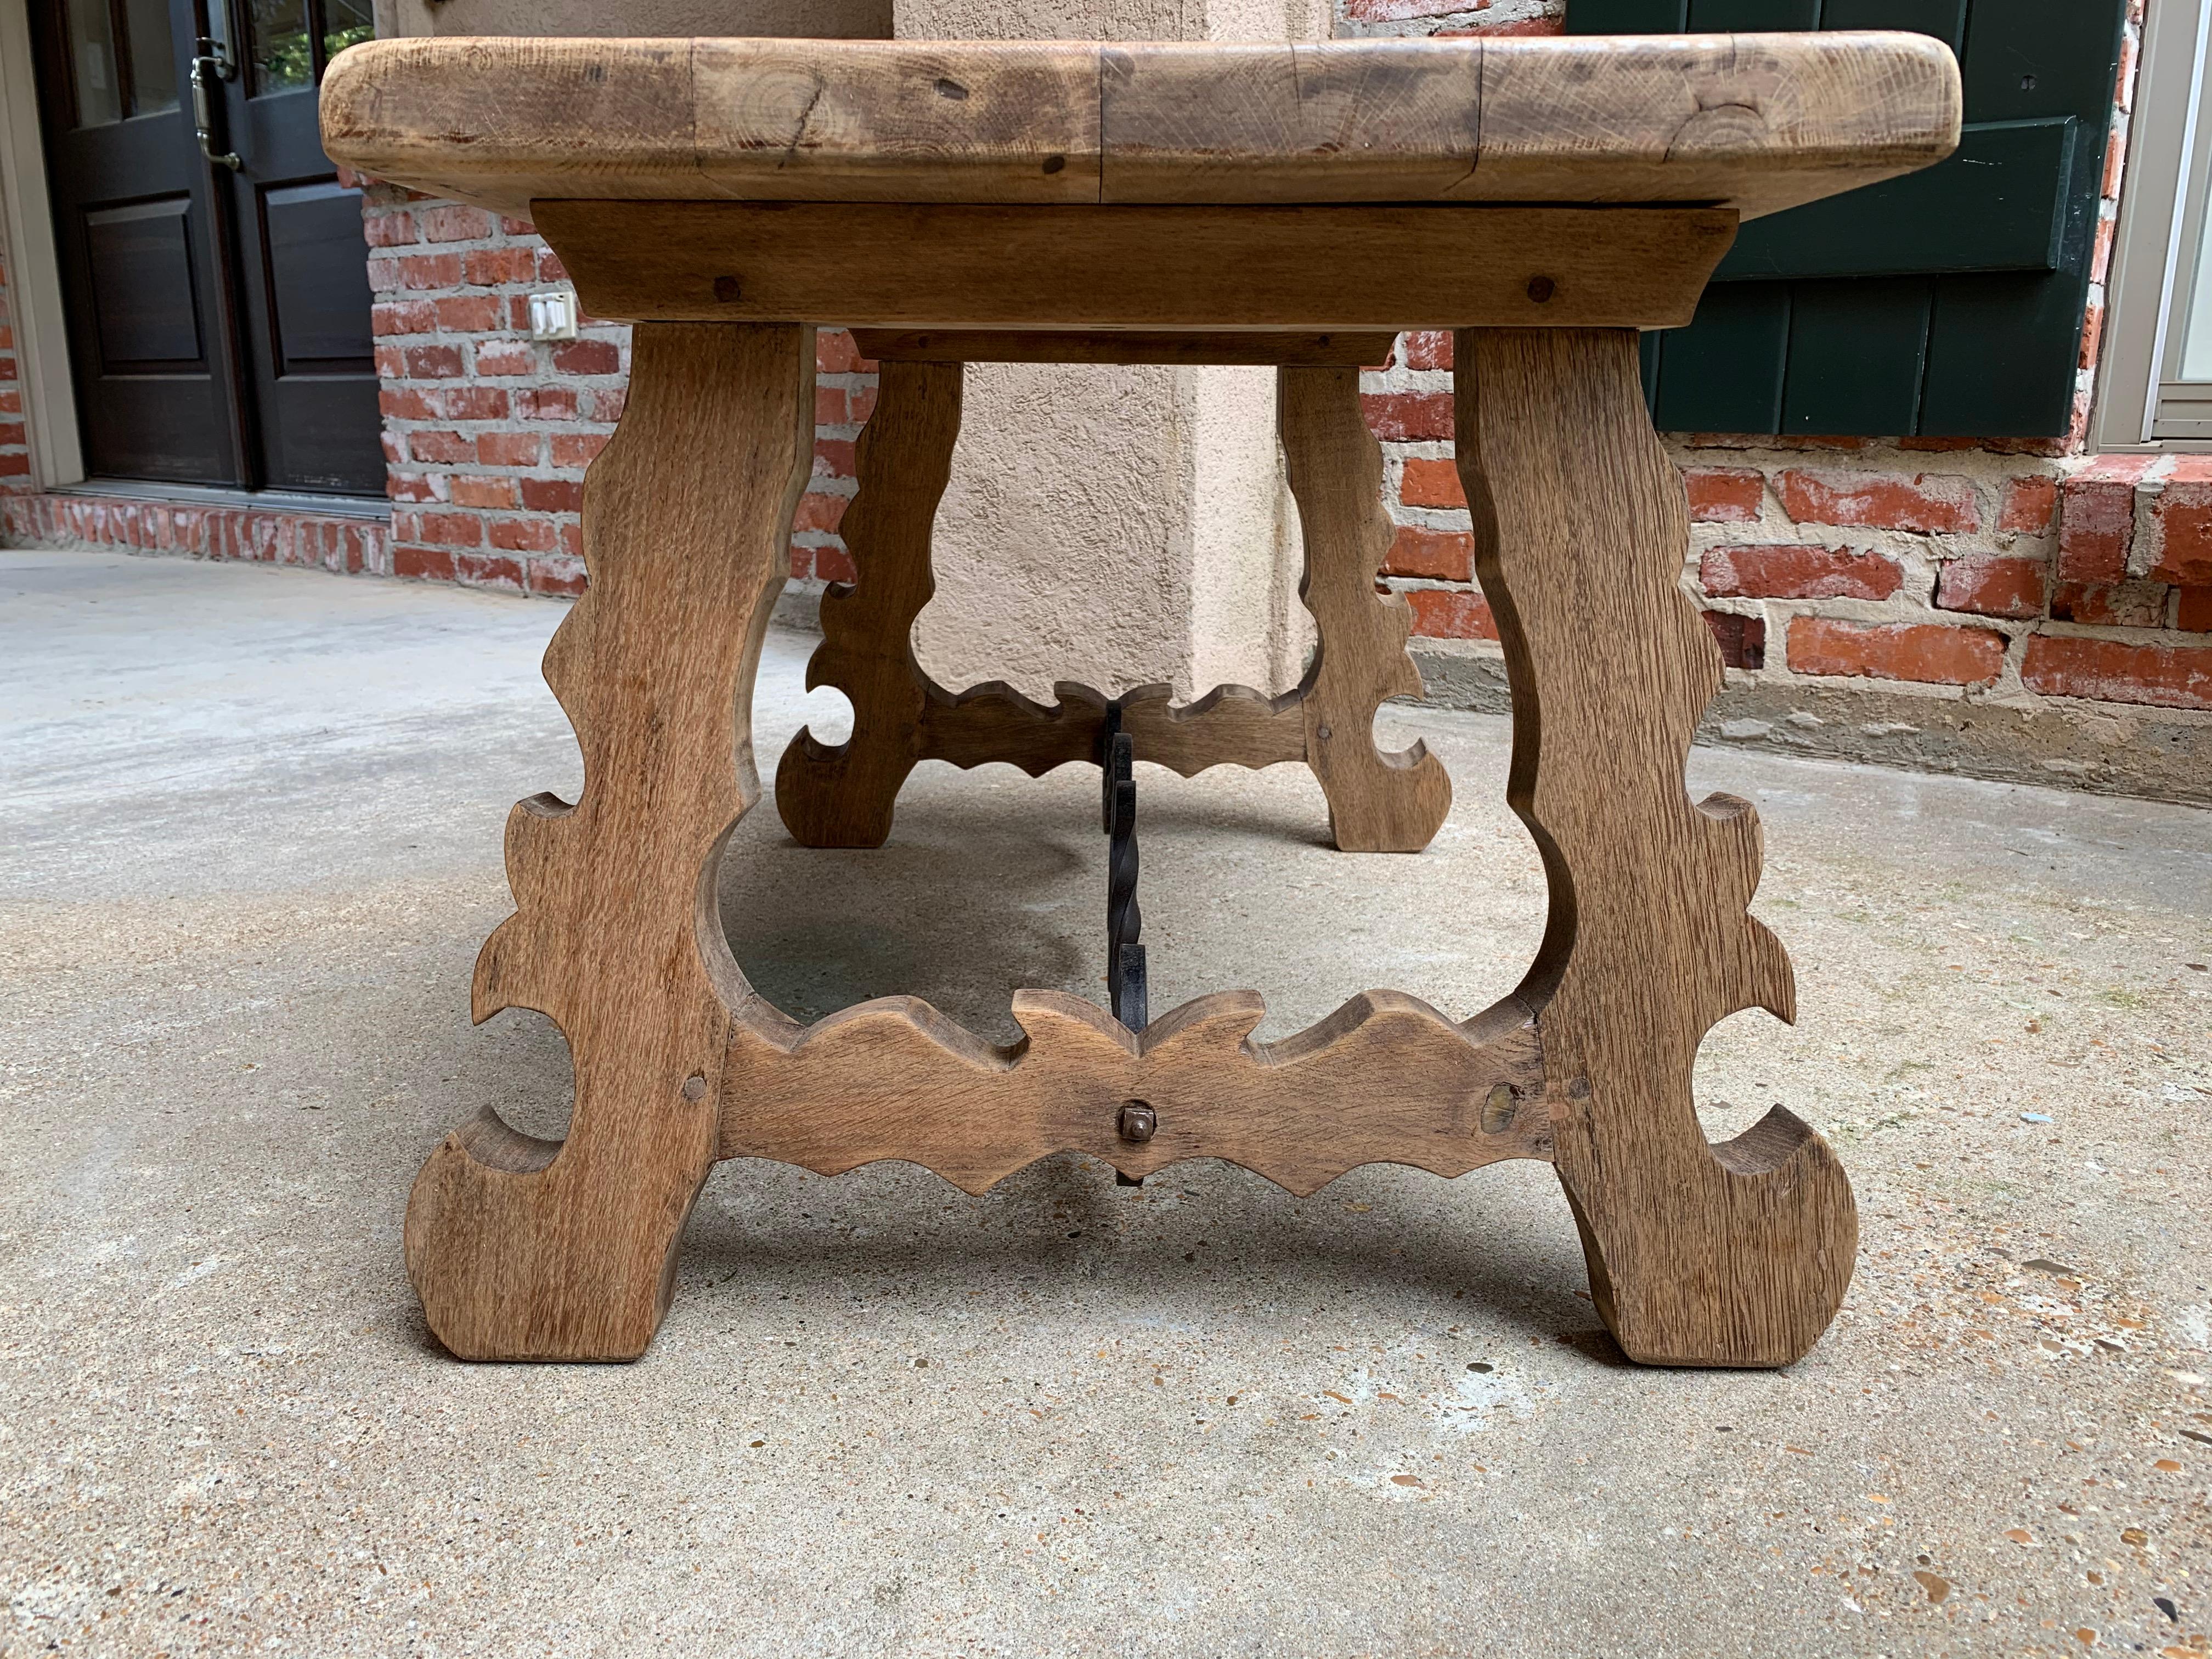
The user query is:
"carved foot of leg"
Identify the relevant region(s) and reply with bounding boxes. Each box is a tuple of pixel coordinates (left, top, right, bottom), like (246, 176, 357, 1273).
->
(774, 733, 913, 849)
(407, 1095, 715, 1363)
(1556, 1104, 1856, 1368)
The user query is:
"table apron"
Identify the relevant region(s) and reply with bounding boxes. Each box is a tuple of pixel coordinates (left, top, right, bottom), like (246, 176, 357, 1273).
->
(532, 200, 1739, 332)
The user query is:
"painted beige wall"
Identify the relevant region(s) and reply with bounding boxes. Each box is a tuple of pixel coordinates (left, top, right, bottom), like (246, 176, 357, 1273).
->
(896, 0, 1326, 701)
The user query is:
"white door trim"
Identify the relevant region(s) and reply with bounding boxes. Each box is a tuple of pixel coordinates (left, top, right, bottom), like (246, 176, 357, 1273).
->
(0, 0, 84, 486)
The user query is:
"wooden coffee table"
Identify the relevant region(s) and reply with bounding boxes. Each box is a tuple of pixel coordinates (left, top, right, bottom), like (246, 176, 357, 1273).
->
(323, 31, 1959, 1366)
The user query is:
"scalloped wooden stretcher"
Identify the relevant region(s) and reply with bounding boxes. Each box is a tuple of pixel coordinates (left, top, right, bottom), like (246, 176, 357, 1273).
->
(321, 31, 1959, 1365)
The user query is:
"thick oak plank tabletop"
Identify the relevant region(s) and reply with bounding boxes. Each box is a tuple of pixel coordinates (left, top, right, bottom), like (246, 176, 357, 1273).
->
(321, 34, 1960, 222)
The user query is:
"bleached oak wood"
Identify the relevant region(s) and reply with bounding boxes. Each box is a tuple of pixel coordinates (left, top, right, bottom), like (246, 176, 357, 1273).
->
(320, 35, 1959, 222)
(1111, 684, 1307, 777)
(323, 37, 707, 212)
(1454, 328, 1858, 1368)
(1472, 33, 1954, 218)
(402, 329, 1544, 1361)
(785, 673, 1316, 847)
(855, 329, 1397, 365)
(406, 321, 814, 1362)
(775, 358, 957, 851)
(531, 200, 1736, 331)
(354, 33, 1936, 1367)
(1099, 36, 1957, 218)
(413, 324, 1859, 1364)
(1280, 364, 1452, 854)
(1098, 40, 1476, 206)
(721, 990, 1549, 1195)
(691, 38, 1100, 204)
(930, 681, 1306, 776)
(777, 358, 1446, 853)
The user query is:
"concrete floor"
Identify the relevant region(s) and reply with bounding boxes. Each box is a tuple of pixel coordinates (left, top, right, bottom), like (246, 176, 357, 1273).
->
(3, 546, 2210, 1658)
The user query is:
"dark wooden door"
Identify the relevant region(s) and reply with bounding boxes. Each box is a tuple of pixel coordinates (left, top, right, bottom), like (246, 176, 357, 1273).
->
(32, 0, 248, 482)
(213, 0, 381, 493)
(30, 0, 382, 494)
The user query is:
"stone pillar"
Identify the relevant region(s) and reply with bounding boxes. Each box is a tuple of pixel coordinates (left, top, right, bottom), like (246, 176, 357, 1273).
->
(894, 0, 1330, 702)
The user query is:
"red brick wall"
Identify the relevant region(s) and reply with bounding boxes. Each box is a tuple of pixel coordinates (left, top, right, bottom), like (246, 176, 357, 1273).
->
(0, 491, 386, 571)
(0, 248, 35, 492)
(362, 177, 866, 600)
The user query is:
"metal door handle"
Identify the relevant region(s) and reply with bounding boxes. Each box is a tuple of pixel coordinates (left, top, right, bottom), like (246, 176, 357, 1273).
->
(191, 38, 241, 170)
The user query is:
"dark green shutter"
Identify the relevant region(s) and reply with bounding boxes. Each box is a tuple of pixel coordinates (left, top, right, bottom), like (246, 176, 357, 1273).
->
(1564, 0, 2125, 437)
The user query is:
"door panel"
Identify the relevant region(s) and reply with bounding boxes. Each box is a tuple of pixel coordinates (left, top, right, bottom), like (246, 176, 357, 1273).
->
(61, 0, 122, 123)
(262, 181, 373, 368)
(84, 196, 205, 366)
(240, 166, 380, 491)
(119, 0, 179, 108)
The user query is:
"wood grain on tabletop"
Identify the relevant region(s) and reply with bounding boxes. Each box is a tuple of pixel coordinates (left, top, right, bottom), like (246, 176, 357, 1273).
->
(320, 33, 1960, 220)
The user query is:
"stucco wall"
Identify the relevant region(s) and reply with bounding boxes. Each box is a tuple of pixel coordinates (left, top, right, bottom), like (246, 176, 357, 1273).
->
(890, 0, 1329, 701)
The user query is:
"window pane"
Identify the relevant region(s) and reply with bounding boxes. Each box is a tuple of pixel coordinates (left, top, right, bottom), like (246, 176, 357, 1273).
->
(247, 0, 312, 93)
(323, 0, 372, 66)
(2180, 108, 2212, 387)
(66, 0, 122, 126)
(2184, 221, 2212, 384)
(122, 0, 177, 114)
(2170, 31, 2212, 387)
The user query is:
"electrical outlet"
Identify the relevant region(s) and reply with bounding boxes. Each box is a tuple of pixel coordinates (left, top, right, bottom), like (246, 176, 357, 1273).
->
(528, 290, 579, 342)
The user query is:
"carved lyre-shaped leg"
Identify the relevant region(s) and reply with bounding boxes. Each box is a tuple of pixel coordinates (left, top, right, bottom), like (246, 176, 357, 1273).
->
(776, 359, 961, 849)
(778, 357, 1450, 853)
(1456, 328, 1855, 1367)
(404, 322, 813, 1361)
(1280, 364, 1452, 853)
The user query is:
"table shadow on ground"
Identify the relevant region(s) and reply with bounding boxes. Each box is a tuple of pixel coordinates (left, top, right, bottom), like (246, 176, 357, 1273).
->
(679, 1153, 1630, 1364)
(716, 763, 1448, 1040)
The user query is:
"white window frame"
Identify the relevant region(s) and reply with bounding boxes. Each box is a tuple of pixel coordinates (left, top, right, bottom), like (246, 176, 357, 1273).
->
(2098, 0, 2212, 449)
